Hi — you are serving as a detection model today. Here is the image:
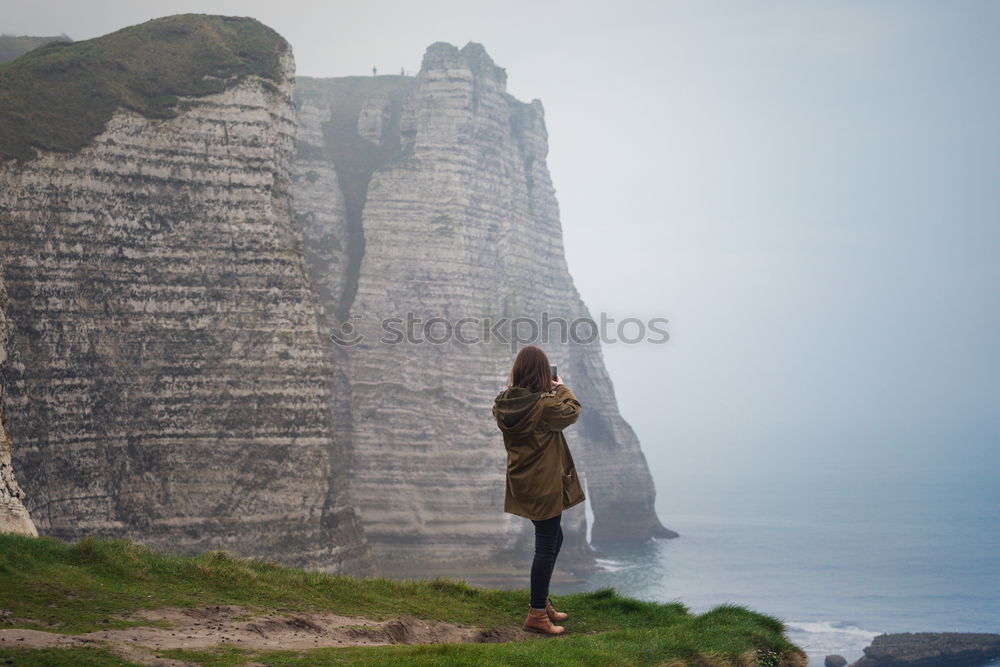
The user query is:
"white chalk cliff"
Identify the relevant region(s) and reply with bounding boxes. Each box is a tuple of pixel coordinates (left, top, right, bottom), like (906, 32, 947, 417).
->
(0, 17, 674, 575)
(0, 16, 374, 573)
(0, 264, 37, 537)
(293, 41, 676, 574)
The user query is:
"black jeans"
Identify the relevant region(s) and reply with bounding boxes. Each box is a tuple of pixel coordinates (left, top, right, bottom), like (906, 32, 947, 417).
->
(529, 513, 563, 609)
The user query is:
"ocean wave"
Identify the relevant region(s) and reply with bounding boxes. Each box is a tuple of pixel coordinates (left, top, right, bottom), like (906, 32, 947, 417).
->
(594, 557, 632, 572)
(785, 621, 883, 664)
(785, 620, 882, 640)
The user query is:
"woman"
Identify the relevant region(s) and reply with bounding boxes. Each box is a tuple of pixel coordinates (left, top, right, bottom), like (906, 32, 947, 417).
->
(492, 345, 586, 635)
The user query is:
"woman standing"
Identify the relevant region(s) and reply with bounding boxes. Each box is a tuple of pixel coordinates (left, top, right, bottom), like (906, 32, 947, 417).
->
(492, 345, 586, 635)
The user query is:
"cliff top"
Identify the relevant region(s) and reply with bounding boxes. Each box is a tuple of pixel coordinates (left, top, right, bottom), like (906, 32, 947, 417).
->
(421, 41, 507, 89)
(0, 14, 289, 162)
(0, 533, 805, 665)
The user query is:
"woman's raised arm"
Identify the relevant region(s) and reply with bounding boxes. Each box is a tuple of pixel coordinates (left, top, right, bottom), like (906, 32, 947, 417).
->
(539, 384, 581, 432)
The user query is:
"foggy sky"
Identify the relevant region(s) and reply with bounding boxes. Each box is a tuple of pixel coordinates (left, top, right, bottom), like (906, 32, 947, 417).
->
(5, 1, 999, 514)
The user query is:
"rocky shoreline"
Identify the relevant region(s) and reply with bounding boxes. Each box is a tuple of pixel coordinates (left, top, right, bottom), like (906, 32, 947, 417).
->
(823, 632, 1000, 667)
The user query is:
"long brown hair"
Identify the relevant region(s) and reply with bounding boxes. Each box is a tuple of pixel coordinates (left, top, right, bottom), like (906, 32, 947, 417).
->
(507, 345, 553, 394)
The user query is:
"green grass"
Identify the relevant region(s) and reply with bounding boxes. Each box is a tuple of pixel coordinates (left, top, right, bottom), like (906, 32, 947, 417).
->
(0, 647, 137, 666)
(0, 533, 806, 665)
(0, 14, 287, 161)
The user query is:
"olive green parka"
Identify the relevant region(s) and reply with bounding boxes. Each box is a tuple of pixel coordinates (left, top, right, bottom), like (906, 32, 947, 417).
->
(492, 383, 586, 520)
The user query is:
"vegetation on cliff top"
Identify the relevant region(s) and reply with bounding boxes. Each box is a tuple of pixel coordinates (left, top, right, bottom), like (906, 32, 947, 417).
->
(0, 533, 805, 666)
(0, 14, 287, 162)
(0, 34, 72, 64)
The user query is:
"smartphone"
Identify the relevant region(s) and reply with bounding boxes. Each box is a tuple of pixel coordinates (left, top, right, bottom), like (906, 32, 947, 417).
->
(550, 364, 558, 380)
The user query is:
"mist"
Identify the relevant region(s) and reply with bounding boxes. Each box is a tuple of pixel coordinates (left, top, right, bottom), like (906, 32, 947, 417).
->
(7, 0, 999, 519)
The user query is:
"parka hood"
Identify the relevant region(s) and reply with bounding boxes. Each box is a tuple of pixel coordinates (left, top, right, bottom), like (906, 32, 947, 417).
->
(492, 386, 546, 434)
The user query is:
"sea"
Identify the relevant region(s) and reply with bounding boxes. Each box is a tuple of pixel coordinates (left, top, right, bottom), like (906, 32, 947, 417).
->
(554, 460, 1000, 666)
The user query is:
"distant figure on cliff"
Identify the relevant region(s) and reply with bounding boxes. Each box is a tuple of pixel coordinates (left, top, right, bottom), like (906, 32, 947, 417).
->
(492, 344, 585, 636)
(372, 66, 377, 76)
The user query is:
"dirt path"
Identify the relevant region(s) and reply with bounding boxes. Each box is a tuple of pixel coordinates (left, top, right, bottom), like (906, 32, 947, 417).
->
(0, 605, 536, 665)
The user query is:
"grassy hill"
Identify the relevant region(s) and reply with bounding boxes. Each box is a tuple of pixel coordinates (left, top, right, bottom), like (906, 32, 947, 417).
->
(0, 14, 286, 162)
(0, 533, 806, 666)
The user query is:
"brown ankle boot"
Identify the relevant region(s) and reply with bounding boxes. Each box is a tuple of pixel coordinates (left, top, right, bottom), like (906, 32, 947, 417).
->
(546, 597, 568, 622)
(522, 607, 565, 635)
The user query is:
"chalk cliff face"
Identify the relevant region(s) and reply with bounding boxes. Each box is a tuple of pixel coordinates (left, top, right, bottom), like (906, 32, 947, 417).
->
(0, 267, 37, 537)
(0, 17, 374, 573)
(292, 41, 675, 574)
(0, 17, 672, 575)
